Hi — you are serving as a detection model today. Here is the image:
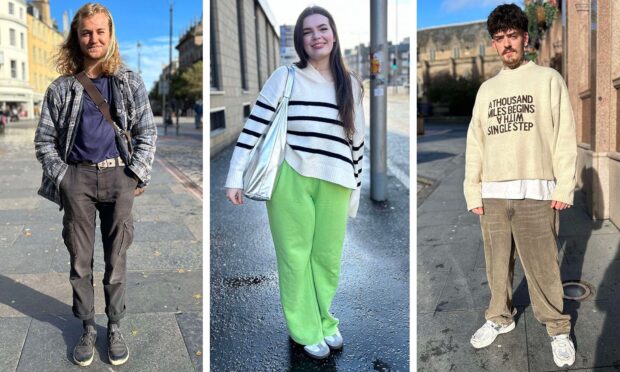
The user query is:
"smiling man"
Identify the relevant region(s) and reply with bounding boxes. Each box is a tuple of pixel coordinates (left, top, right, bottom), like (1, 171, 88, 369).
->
(34, 3, 156, 367)
(463, 3, 577, 368)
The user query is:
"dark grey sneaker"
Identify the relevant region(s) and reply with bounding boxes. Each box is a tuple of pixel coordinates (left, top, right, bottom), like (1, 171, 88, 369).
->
(73, 325, 97, 366)
(107, 324, 129, 365)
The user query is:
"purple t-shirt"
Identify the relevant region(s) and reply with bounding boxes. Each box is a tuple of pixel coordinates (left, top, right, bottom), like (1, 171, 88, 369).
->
(68, 76, 119, 163)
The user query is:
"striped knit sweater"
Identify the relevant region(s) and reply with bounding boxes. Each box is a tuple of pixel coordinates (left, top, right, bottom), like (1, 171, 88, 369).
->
(225, 63, 365, 217)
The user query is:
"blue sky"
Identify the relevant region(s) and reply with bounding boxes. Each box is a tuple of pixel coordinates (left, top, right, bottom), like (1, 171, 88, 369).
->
(417, 0, 512, 29)
(49, 0, 202, 91)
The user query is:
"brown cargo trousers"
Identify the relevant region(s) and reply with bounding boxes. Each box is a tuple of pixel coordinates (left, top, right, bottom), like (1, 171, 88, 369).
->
(480, 198, 571, 336)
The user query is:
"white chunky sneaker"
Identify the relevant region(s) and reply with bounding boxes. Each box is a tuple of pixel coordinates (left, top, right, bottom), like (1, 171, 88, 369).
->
(470, 320, 515, 349)
(551, 334, 575, 367)
(324, 329, 343, 350)
(303, 340, 330, 360)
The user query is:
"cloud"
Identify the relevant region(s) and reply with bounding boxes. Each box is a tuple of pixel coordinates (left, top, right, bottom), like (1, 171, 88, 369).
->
(118, 36, 180, 91)
(440, 0, 508, 13)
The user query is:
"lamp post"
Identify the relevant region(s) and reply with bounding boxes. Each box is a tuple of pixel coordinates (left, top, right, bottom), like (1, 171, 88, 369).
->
(137, 41, 142, 75)
(164, 1, 174, 134)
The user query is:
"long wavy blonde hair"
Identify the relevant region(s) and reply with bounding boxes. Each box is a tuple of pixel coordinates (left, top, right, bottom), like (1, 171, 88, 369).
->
(55, 3, 122, 76)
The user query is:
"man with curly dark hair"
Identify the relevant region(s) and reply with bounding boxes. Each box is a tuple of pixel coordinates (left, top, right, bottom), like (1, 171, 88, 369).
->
(463, 3, 576, 367)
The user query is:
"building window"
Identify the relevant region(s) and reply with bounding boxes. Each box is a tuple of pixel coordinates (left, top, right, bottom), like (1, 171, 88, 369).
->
(237, 0, 248, 90)
(210, 0, 220, 90)
(20, 33, 24, 49)
(430, 48, 436, 61)
(10, 29, 16, 46)
(479, 43, 486, 56)
(19, 7, 23, 19)
(8, 2, 14, 15)
(243, 104, 251, 120)
(211, 110, 226, 131)
(10, 60, 17, 78)
(21, 62, 25, 80)
(453, 47, 460, 59)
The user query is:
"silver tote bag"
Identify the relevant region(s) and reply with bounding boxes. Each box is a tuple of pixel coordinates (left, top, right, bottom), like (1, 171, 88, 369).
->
(243, 66, 295, 201)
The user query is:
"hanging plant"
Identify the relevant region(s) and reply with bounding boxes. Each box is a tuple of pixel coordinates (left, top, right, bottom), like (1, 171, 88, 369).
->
(524, 0, 558, 50)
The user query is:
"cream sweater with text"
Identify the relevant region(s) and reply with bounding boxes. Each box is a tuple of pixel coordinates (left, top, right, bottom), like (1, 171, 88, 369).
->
(464, 61, 577, 210)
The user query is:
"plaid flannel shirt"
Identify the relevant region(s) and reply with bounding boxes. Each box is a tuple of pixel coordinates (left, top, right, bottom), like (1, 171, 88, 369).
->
(34, 66, 157, 209)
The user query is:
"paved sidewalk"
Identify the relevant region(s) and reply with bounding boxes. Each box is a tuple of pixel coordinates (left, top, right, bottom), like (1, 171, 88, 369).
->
(0, 120, 202, 371)
(417, 122, 620, 371)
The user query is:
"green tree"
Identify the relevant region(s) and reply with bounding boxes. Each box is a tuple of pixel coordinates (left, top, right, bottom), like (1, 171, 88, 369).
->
(170, 61, 202, 103)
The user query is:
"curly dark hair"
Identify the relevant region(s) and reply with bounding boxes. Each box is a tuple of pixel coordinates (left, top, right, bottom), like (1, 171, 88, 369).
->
(486, 3, 529, 37)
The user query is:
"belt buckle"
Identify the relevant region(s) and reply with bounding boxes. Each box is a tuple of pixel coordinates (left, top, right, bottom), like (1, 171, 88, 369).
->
(97, 159, 109, 169)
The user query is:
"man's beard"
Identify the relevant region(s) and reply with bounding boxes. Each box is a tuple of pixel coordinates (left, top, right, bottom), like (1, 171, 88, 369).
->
(503, 50, 523, 69)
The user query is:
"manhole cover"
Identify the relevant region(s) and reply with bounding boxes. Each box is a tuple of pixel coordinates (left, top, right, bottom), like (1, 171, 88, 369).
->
(562, 280, 594, 301)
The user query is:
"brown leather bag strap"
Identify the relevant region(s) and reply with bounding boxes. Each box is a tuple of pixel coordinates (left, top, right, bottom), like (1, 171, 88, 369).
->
(75, 71, 120, 132)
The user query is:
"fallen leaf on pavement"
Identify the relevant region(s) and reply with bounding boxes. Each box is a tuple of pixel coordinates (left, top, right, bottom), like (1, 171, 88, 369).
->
(178, 268, 186, 273)
(192, 293, 202, 300)
(131, 329, 138, 336)
(196, 351, 202, 356)
(153, 250, 161, 257)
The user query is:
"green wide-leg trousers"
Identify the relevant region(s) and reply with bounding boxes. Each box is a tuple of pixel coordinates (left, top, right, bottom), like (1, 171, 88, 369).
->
(266, 161, 352, 345)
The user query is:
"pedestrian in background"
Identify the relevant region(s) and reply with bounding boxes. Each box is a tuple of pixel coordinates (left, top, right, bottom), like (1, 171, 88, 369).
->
(463, 3, 577, 368)
(194, 98, 203, 129)
(225, 5, 365, 360)
(34, 2, 156, 367)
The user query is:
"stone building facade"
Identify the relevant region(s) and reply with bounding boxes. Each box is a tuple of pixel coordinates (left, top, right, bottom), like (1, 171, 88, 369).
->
(27, 0, 63, 118)
(210, 0, 280, 156)
(177, 17, 203, 71)
(0, 0, 32, 118)
(537, 0, 620, 226)
(417, 20, 503, 100)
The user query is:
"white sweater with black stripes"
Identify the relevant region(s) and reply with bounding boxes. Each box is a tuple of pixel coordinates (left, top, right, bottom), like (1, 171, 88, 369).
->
(225, 63, 365, 217)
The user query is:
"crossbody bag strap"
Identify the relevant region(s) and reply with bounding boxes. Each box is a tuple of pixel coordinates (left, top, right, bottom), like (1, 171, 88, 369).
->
(75, 71, 121, 132)
(282, 65, 295, 99)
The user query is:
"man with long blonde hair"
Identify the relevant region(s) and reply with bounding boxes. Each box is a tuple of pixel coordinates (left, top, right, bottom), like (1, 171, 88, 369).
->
(34, 3, 156, 367)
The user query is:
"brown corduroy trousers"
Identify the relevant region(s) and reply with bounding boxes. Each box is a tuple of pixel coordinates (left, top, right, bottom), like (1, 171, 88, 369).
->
(480, 198, 571, 336)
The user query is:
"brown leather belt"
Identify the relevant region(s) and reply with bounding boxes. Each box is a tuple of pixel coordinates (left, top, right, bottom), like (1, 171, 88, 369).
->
(74, 156, 125, 169)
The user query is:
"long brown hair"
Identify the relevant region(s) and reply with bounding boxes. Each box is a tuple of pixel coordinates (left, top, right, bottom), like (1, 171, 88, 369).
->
(55, 3, 122, 76)
(293, 6, 362, 141)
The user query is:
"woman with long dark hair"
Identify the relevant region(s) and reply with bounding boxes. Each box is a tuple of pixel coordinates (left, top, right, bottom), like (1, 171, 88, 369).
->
(225, 6, 364, 359)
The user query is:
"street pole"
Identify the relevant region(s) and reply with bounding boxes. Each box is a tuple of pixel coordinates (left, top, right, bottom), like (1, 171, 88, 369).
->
(137, 41, 142, 75)
(370, 0, 388, 201)
(170, 2, 179, 136)
(395, 0, 399, 92)
(162, 66, 167, 135)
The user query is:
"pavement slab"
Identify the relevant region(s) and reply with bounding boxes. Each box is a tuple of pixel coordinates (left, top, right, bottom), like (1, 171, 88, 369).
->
(417, 310, 529, 372)
(16, 313, 195, 372)
(0, 317, 30, 372)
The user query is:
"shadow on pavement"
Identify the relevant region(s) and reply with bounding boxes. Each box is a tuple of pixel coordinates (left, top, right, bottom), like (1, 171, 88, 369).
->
(418, 151, 456, 164)
(0, 274, 88, 363)
(287, 339, 339, 371)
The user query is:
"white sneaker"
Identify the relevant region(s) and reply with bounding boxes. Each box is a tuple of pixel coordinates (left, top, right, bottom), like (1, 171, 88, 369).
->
(324, 329, 343, 350)
(551, 334, 575, 367)
(303, 340, 330, 359)
(470, 320, 515, 349)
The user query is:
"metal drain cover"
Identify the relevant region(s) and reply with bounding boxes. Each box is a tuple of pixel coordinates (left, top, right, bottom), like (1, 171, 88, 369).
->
(562, 281, 594, 301)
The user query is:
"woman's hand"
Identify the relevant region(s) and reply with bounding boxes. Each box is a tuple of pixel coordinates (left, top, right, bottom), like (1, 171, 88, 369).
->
(226, 188, 244, 205)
